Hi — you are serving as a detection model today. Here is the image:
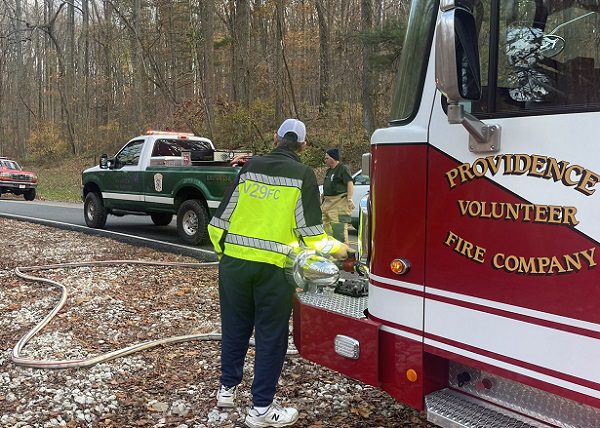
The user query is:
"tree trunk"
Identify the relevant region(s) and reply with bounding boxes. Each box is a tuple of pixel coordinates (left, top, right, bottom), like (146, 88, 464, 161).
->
(83, 0, 90, 136)
(15, 0, 25, 156)
(201, 0, 215, 136)
(274, 0, 285, 123)
(132, 0, 143, 124)
(315, 0, 330, 112)
(233, 0, 250, 107)
(67, 0, 75, 151)
(361, 0, 375, 134)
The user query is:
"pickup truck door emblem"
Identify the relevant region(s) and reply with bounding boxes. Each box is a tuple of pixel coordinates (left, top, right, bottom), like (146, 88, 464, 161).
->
(154, 173, 163, 192)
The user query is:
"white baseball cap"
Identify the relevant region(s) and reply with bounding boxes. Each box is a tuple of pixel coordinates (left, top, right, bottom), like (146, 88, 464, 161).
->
(277, 118, 306, 143)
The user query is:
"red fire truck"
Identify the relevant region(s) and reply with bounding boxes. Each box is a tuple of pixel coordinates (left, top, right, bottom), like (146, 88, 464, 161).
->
(294, 0, 600, 426)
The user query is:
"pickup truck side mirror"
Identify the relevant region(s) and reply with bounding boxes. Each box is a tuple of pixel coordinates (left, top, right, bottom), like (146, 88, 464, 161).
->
(99, 154, 109, 169)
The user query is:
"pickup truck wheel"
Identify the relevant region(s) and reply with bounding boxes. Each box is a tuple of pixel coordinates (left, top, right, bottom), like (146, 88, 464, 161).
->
(151, 212, 173, 226)
(84, 192, 108, 229)
(24, 188, 36, 201)
(177, 200, 209, 245)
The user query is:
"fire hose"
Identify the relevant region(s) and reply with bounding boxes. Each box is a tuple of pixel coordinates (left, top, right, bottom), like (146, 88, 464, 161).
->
(11, 259, 298, 370)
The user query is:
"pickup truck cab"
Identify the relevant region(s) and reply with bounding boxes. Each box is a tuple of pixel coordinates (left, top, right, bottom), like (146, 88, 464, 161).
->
(0, 157, 38, 201)
(81, 131, 245, 245)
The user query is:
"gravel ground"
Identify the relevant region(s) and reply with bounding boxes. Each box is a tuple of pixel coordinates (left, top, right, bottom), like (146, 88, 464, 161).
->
(0, 218, 434, 428)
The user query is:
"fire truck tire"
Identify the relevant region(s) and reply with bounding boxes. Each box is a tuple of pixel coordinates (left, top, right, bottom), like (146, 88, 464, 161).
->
(84, 192, 108, 229)
(150, 212, 173, 226)
(24, 189, 36, 201)
(177, 199, 209, 245)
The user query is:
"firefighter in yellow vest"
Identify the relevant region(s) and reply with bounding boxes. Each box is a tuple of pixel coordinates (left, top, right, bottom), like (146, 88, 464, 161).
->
(208, 118, 348, 428)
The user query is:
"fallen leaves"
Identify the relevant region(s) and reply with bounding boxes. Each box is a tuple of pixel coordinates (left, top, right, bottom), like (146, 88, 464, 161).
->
(0, 218, 435, 428)
(351, 402, 374, 418)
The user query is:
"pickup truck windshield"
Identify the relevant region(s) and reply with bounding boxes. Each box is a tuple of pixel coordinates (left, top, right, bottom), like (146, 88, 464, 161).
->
(390, 0, 439, 123)
(1, 160, 21, 170)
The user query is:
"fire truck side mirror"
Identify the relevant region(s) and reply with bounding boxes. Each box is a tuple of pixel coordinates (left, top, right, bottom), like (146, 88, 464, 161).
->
(434, 4, 501, 153)
(435, 7, 481, 103)
(361, 153, 371, 178)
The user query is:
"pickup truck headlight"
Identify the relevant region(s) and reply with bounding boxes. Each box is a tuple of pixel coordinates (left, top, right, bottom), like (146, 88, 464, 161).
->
(0, 171, 9, 180)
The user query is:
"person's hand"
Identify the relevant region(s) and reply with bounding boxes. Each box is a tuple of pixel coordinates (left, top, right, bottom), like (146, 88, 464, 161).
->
(348, 199, 355, 210)
(331, 243, 350, 260)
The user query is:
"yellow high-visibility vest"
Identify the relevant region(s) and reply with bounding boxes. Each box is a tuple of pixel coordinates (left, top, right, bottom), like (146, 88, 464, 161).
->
(208, 146, 343, 268)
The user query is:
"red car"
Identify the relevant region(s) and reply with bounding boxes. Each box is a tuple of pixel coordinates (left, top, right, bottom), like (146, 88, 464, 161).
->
(0, 157, 37, 201)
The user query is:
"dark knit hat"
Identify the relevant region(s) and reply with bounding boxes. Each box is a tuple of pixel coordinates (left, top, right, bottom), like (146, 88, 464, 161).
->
(326, 148, 340, 161)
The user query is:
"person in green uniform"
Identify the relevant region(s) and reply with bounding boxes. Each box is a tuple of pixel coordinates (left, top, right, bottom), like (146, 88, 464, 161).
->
(321, 148, 354, 245)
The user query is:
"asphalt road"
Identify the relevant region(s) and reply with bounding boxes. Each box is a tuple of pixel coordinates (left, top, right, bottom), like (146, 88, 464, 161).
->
(0, 197, 215, 259)
(0, 197, 357, 258)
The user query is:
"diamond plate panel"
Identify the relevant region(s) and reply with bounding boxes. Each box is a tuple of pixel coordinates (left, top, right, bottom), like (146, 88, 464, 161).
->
(448, 362, 600, 428)
(426, 389, 551, 428)
(296, 292, 368, 319)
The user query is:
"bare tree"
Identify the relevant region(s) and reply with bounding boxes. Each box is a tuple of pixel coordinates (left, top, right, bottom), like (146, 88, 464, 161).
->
(232, 0, 251, 107)
(202, 0, 215, 135)
(274, 0, 284, 123)
(361, 0, 374, 134)
(315, 0, 330, 112)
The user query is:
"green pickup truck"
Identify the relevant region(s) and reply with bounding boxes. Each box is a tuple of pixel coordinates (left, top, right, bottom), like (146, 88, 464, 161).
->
(81, 131, 245, 245)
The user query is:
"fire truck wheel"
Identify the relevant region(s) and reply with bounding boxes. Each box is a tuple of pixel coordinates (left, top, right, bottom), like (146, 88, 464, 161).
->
(150, 212, 173, 226)
(177, 199, 209, 245)
(24, 188, 36, 201)
(84, 192, 108, 229)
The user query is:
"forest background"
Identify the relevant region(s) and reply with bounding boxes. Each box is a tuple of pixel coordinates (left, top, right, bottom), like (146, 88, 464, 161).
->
(0, 0, 408, 200)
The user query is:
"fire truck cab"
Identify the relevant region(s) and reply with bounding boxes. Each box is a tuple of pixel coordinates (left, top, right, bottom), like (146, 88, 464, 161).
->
(294, 0, 600, 426)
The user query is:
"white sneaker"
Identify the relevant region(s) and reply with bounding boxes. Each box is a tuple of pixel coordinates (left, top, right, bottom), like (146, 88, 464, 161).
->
(244, 402, 299, 428)
(216, 385, 237, 408)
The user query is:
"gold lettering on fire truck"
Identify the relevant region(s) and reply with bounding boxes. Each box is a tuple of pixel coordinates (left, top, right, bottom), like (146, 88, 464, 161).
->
(457, 200, 579, 226)
(445, 154, 600, 196)
(492, 248, 596, 274)
(444, 231, 486, 264)
(444, 231, 597, 274)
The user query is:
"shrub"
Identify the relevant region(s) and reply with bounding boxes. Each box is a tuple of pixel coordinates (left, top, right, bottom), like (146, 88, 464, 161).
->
(26, 121, 69, 164)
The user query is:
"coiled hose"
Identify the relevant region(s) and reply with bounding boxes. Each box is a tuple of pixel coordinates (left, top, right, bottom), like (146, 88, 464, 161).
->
(11, 259, 297, 370)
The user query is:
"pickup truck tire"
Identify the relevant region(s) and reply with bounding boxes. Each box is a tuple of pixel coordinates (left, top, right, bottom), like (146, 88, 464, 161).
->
(177, 200, 209, 245)
(24, 189, 36, 201)
(150, 212, 173, 226)
(84, 192, 108, 229)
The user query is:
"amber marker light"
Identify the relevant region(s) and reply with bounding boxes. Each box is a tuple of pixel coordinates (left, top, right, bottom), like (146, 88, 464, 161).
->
(390, 258, 411, 275)
(406, 369, 418, 382)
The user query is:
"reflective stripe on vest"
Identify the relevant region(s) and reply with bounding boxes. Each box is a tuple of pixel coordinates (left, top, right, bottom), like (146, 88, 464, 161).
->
(295, 225, 324, 237)
(221, 186, 240, 221)
(242, 171, 303, 189)
(209, 216, 230, 230)
(224, 234, 293, 256)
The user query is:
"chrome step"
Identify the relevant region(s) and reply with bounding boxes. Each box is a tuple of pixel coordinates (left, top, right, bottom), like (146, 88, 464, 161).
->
(425, 389, 552, 428)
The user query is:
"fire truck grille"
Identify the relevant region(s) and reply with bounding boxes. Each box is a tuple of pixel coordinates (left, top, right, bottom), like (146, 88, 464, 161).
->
(296, 292, 367, 319)
(426, 389, 551, 428)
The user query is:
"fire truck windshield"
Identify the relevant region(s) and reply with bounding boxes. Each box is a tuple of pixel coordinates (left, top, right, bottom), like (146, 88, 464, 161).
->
(390, 0, 439, 124)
